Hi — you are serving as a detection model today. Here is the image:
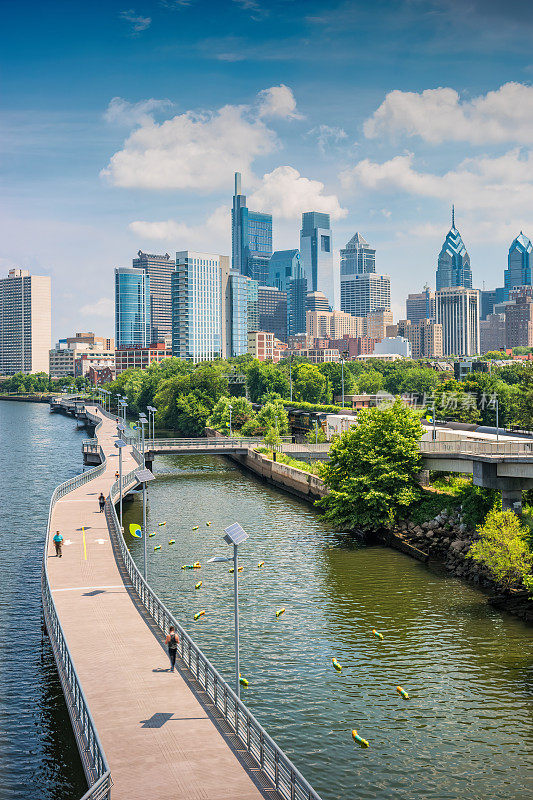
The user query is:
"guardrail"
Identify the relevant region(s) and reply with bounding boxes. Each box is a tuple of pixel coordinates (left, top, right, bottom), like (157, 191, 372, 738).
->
(108, 466, 323, 800)
(420, 438, 533, 457)
(41, 412, 112, 800)
(144, 436, 292, 450)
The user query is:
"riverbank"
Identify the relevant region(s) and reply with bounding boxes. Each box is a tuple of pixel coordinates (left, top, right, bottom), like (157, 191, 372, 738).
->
(0, 393, 58, 402)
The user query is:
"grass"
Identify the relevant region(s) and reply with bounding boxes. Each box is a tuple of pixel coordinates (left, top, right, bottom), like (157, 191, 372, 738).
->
(254, 447, 324, 477)
(406, 473, 497, 529)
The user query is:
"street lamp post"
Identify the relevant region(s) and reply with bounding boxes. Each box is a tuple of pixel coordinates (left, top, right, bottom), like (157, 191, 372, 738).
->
(228, 404, 233, 438)
(134, 466, 155, 582)
(289, 353, 293, 402)
(341, 358, 345, 409)
(147, 405, 156, 447)
(207, 522, 249, 698)
(496, 396, 499, 443)
(115, 436, 126, 531)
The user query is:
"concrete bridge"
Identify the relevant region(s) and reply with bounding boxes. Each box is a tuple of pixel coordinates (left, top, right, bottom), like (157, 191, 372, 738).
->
(43, 398, 322, 800)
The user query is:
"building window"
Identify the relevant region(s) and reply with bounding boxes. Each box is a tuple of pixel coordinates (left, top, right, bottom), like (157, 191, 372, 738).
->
(321, 236, 331, 253)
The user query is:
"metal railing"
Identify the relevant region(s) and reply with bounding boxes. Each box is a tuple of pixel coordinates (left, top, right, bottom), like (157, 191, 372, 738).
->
(41, 409, 112, 800)
(144, 436, 291, 451)
(420, 438, 533, 457)
(108, 466, 323, 800)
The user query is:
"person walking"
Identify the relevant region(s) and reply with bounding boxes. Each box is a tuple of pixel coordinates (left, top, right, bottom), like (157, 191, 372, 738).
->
(164, 626, 180, 672)
(98, 492, 106, 512)
(53, 531, 63, 557)
(115, 470, 119, 481)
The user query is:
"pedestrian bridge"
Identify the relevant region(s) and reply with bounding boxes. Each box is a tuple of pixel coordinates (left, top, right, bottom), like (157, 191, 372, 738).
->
(43, 399, 323, 800)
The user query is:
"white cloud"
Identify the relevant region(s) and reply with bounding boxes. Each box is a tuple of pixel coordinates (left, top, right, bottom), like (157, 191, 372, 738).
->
(129, 205, 230, 247)
(80, 297, 114, 318)
(101, 92, 282, 191)
(104, 97, 172, 127)
(249, 166, 347, 220)
(341, 149, 533, 241)
(257, 85, 303, 120)
(364, 82, 533, 145)
(119, 9, 152, 35)
(307, 124, 347, 153)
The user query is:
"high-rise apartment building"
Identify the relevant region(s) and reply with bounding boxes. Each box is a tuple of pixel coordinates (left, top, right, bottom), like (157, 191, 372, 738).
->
(480, 314, 506, 353)
(172, 251, 230, 362)
(268, 249, 307, 336)
(436, 287, 479, 356)
(504, 233, 532, 299)
(364, 310, 394, 340)
(132, 251, 176, 342)
(0, 269, 51, 375)
(505, 289, 533, 348)
(114, 267, 151, 348)
(307, 309, 365, 340)
(226, 271, 258, 357)
(436, 207, 472, 290)
(306, 291, 330, 313)
(397, 319, 443, 358)
(406, 288, 436, 323)
(257, 286, 287, 343)
(300, 212, 335, 307)
(232, 173, 272, 285)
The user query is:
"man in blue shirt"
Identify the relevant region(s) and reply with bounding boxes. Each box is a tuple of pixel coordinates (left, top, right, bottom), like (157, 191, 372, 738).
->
(53, 531, 63, 558)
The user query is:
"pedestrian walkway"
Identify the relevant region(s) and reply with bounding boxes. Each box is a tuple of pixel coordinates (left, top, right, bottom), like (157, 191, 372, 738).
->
(47, 407, 267, 800)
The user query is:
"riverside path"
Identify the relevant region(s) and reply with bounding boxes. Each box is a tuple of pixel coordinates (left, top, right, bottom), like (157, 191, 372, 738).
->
(45, 406, 287, 800)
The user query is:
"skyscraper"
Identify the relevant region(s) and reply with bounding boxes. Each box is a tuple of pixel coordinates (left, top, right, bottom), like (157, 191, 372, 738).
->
(340, 232, 391, 318)
(171, 251, 229, 362)
(300, 212, 335, 307)
(0, 268, 51, 375)
(257, 286, 287, 342)
(114, 267, 151, 348)
(436, 207, 472, 290)
(232, 172, 272, 285)
(226, 271, 258, 357)
(132, 251, 176, 343)
(406, 287, 436, 323)
(340, 232, 375, 275)
(435, 287, 479, 356)
(268, 249, 307, 336)
(504, 233, 532, 299)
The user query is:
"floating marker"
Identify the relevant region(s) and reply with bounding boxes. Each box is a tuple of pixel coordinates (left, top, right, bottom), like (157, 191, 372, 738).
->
(276, 607, 286, 618)
(195, 581, 202, 589)
(239, 674, 249, 687)
(352, 730, 369, 748)
(372, 629, 384, 640)
(194, 610, 205, 620)
(193, 561, 201, 568)
(129, 523, 142, 539)
(396, 686, 409, 700)
(154, 545, 161, 551)
(168, 539, 175, 545)
(158, 521, 167, 527)
(229, 566, 243, 573)
(149, 532, 156, 537)
(192, 526, 199, 531)
(206, 521, 212, 526)
(257, 561, 264, 568)
(332, 658, 342, 672)
(182, 564, 194, 570)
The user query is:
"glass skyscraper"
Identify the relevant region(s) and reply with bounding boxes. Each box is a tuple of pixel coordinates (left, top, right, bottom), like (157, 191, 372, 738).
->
(504, 232, 532, 299)
(114, 267, 150, 348)
(340, 232, 390, 317)
(228, 271, 258, 356)
(132, 250, 175, 343)
(436, 207, 472, 290)
(268, 249, 307, 336)
(300, 212, 335, 307)
(340, 232, 375, 275)
(232, 172, 272, 285)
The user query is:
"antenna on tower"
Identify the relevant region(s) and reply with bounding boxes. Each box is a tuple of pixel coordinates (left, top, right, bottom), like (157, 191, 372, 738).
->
(452, 204, 455, 228)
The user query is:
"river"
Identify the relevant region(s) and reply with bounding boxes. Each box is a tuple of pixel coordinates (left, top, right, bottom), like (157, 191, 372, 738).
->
(0, 402, 532, 800)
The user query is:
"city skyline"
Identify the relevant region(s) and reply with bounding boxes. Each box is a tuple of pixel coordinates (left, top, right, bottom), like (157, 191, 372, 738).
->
(2, 1, 533, 339)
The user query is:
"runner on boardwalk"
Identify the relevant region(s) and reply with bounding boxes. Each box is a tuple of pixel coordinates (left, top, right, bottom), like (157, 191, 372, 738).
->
(98, 492, 106, 512)
(164, 626, 180, 672)
(53, 531, 63, 557)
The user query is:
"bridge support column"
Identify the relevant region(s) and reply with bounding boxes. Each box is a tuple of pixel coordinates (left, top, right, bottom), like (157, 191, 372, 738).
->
(145, 454, 153, 472)
(501, 488, 523, 514)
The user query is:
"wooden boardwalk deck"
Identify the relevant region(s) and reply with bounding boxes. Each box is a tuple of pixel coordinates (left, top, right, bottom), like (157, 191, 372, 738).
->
(47, 407, 266, 800)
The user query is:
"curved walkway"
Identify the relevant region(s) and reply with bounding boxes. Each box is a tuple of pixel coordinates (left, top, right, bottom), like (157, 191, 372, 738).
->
(47, 407, 266, 800)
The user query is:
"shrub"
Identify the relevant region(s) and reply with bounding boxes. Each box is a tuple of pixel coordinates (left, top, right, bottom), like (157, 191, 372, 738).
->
(467, 507, 533, 591)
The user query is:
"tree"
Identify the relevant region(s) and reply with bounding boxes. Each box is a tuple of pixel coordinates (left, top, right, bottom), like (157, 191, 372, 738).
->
(318, 362, 355, 403)
(398, 368, 439, 398)
(467, 507, 533, 591)
(318, 399, 423, 530)
(355, 369, 384, 394)
(293, 364, 326, 403)
(208, 396, 255, 433)
(263, 426, 282, 450)
(247, 361, 290, 402)
(256, 400, 289, 434)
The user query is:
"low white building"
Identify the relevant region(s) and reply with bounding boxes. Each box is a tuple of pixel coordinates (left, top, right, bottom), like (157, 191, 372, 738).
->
(372, 336, 412, 358)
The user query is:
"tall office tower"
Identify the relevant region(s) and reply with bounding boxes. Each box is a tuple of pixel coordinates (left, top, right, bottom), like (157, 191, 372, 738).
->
(435, 287, 480, 356)
(132, 251, 176, 342)
(480, 287, 505, 320)
(436, 207, 472, 290)
(341, 273, 391, 317)
(504, 233, 532, 299)
(0, 268, 51, 375)
(114, 267, 151, 348)
(480, 314, 506, 353)
(172, 252, 229, 362)
(405, 287, 436, 323)
(505, 288, 533, 348)
(340, 232, 375, 275)
(226, 271, 258, 357)
(257, 286, 287, 342)
(300, 212, 335, 307)
(268, 249, 307, 336)
(231, 172, 272, 285)
(306, 291, 330, 313)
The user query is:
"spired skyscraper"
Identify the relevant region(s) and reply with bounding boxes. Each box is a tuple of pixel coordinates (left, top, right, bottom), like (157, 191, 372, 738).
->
(436, 207, 472, 290)
(300, 212, 334, 307)
(340, 232, 391, 318)
(232, 172, 272, 285)
(504, 232, 532, 299)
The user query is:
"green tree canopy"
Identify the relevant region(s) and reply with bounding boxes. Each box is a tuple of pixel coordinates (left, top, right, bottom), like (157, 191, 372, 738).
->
(247, 360, 290, 403)
(467, 507, 533, 591)
(318, 398, 424, 530)
(293, 363, 327, 403)
(355, 369, 384, 394)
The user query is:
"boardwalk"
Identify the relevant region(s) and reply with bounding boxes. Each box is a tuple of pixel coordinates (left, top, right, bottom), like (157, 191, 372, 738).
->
(47, 407, 267, 800)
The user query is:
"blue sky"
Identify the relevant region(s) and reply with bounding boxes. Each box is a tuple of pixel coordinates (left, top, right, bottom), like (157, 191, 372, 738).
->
(2, 0, 533, 338)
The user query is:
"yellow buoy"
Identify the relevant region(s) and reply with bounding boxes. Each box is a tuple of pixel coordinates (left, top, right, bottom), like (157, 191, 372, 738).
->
(158, 521, 166, 526)
(229, 566, 243, 573)
(149, 532, 156, 537)
(239, 673, 249, 687)
(206, 521, 212, 526)
(276, 608, 285, 618)
(396, 685, 409, 700)
(195, 581, 202, 589)
(192, 526, 199, 531)
(154, 545, 161, 551)
(193, 561, 201, 568)
(257, 561, 265, 568)
(332, 658, 342, 672)
(194, 610, 205, 620)
(352, 730, 369, 748)
(168, 539, 175, 545)
(372, 629, 384, 640)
